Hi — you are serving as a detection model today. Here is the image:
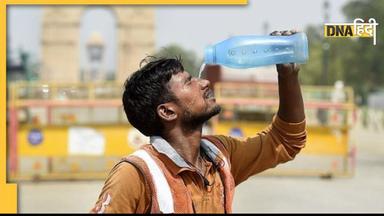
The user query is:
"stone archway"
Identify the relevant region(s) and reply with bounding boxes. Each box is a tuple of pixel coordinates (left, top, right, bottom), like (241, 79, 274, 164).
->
(40, 6, 155, 84)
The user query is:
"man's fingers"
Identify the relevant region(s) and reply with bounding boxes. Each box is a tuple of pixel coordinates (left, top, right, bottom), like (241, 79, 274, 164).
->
(283, 29, 300, 36)
(289, 63, 300, 72)
(293, 63, 300, 72)
(280, 63, 290, 68)
(270, 31, 282, 36)
(282, 30, 292, 36)
(288, 63, 300, 72)
(277, 63, 300, 73)
(271, 30, 300, 36)
(277, 63, 289, 71)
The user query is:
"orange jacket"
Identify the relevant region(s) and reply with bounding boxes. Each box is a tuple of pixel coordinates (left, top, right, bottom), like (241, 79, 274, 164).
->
(121, 137, 235, 213)
(91, 115, 307, 213)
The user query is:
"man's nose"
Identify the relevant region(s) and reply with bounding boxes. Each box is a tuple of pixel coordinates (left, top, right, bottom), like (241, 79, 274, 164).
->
(199, 78, 210, 89)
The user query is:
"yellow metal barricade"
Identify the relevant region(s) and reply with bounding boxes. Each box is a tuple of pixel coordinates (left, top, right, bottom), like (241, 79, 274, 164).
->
(7, 81, 356, 180)
(8, 81, 147, 181)
(212, 82, 356, 178)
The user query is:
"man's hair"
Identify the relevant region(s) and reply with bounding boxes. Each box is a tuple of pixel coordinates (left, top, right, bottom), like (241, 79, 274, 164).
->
(122, 56, 184, 136)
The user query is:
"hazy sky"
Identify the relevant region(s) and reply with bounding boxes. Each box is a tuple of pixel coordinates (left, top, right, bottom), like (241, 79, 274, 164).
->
(8, 0, 350, 71)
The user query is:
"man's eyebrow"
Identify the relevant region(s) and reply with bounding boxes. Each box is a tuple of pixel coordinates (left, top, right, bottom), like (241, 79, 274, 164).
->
(184, 75, 192, 84)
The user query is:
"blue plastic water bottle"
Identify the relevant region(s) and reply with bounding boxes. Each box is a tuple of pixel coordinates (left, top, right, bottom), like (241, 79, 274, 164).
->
(204, 32, 308, 69)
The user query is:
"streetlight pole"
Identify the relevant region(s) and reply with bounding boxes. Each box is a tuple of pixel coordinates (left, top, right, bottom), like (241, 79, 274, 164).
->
(86, 32, 105, 82)
(263, 21, 269, 35)
(322, 0, 330, 85)
(317, 0, 332, 125)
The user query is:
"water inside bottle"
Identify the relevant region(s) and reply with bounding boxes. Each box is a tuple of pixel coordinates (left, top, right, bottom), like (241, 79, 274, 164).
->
(226, 44, 295, 67)
(229, 45, 293, 57)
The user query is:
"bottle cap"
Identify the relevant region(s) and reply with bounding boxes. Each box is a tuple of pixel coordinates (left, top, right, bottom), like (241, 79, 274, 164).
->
(204, 45, 215, 64)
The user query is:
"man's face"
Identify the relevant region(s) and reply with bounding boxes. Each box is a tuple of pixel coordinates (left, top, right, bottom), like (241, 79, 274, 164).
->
(167, 71, 221, 126)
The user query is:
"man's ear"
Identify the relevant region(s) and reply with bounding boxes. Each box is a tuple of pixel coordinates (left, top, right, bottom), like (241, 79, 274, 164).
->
(157, 103, 178, 122)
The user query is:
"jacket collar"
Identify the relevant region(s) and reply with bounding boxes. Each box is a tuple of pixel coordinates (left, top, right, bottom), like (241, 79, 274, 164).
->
(149, 136, 222, 171)
(150, 136, 190, 168)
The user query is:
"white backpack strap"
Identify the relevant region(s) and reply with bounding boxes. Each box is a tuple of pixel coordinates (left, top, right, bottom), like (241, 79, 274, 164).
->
(132, 150, 174, 213)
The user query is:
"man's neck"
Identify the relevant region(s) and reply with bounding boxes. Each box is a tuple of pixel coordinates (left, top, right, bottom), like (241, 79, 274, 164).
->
(162, 126, 203, 167)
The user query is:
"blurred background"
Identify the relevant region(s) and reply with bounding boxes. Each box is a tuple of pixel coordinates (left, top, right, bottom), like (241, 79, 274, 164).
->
(6, 0, 384, 213)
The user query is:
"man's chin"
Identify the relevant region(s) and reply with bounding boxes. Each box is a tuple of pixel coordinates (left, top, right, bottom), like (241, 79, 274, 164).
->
(182, 105, 222, 128)
(209, 104, 222, 117)
(203, 104, 222, 122)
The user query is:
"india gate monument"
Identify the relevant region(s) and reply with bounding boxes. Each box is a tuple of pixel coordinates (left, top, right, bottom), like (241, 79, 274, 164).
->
(40, 6, 155, 83)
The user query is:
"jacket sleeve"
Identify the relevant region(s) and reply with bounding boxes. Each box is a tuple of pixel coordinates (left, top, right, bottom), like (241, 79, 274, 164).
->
(90, 162, 151, 213)
(212, 115, 307, 186)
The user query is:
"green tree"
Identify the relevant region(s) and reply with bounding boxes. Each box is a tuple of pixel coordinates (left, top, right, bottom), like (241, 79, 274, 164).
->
(154, 44, 202, 77)
(341, 0, 384, 103)
(300, 25, 324, 85)
(301, 0, 384, 104)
